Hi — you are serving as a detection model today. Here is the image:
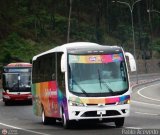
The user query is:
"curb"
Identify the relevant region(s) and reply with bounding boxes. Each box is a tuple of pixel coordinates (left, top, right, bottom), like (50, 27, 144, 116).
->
(130, 78, 160, 89)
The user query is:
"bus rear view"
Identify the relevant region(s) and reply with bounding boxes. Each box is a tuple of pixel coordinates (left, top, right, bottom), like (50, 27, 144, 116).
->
(2, 63, 32, 105)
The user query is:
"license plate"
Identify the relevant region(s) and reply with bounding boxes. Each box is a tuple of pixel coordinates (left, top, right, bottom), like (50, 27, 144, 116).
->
(15, 99, 23, 100)
(97, 110, 106, 115)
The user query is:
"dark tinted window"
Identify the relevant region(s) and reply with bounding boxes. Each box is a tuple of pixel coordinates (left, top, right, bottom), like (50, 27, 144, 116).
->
(32, 53, 56, 83)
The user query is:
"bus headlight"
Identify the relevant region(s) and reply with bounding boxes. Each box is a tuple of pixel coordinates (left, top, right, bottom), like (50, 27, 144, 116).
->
(27, 95, 32, 99)
(118, 99, 130, 105)
(3, 95, 11, 99)
(69, 100, 84, 106)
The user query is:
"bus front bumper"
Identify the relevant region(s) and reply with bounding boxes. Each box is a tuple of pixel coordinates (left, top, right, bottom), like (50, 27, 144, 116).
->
(3, 92, 32, 102)
(68, 104, 130, 121)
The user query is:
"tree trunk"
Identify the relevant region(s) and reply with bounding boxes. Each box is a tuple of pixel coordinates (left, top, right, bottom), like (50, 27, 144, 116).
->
(67, 0, 72, 43)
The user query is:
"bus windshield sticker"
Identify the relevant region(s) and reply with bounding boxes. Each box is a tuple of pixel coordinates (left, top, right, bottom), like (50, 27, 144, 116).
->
(8, 68, 30, 73)
(69, 53, 123, 64)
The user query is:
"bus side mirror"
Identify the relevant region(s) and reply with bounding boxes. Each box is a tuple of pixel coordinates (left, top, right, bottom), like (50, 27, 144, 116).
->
(61, 54, 66, 72)
(125, 52, 137, 72)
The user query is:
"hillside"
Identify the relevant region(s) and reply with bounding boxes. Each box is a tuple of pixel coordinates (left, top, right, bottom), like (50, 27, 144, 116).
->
(0, 0, 160, 67)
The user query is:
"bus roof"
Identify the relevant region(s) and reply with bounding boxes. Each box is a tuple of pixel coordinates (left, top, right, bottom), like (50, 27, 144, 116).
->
(5, 63, 32, 67)
(32, 42, 120, 61)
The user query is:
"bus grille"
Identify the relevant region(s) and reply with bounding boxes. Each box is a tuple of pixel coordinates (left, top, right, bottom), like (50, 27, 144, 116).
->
(81, 110, 120, 117)
(86, 103, 116, 106)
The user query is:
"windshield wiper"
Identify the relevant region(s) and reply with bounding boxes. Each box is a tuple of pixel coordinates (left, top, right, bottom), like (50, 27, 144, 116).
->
(97, 69, 102, 89)
(101, 80, 114, 95)
(97, 69, 114, 95)
(72, 79, 89, 97)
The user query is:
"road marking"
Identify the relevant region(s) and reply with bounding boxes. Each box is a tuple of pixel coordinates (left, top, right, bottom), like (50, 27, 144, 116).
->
(0, 122, 51, 135)
(0, 99, 3, 102)
(125, 127, 142, 129)
(132, 83, 160, 118)
(135, 112, 159, 116)
(137, 83, 160, 102)
(132, 100, 160, 107)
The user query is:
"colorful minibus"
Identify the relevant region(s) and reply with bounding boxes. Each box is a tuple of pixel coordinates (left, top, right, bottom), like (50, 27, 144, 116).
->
(31, 42, 136, 128)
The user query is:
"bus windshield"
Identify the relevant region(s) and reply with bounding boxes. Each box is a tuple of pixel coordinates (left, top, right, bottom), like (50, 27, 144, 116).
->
(68, 53, 128, 97)
(3, 73, 31, 92)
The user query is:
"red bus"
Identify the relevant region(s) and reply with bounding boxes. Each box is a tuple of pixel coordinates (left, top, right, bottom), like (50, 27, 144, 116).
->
(2, 63, 32, 105)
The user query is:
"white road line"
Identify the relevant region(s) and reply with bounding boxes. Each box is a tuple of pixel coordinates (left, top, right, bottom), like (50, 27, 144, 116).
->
(135, 112, 159, 116)
(137, 83, 160, 102)
(125, 127, 142, 129)
(132, 83, 160, 118)
(131, 100, 160, 107)
(0, 122, 51, 135)
(0, 99, 3, 102)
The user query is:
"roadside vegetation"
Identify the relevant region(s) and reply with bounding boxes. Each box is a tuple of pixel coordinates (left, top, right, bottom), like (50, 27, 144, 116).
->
(0, 0, 160, 69)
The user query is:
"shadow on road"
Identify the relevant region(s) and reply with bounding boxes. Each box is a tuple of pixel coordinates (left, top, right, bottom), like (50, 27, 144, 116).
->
(3, 100, 32, 106)
(41, 120, 117, 130)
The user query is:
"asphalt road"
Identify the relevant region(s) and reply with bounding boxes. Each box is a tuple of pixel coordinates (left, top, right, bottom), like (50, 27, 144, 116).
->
(0, 77, 160, 135)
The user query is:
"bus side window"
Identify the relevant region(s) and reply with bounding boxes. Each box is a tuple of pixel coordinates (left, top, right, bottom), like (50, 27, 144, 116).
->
(36, 60, 40, 82)
(51, 53, 56, 80)
(44, 55, 50, 81)
(39, 58, 43, 82)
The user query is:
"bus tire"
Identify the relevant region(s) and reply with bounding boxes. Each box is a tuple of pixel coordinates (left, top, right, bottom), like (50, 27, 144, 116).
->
(42, 108, 50, 125)
(28, 100, 32, 105)
(115, 117, 124, 128)
(62, 111, 70, 129)
(4, 101, 10, 106)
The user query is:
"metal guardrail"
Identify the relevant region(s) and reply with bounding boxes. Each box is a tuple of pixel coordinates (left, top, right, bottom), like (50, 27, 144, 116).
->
(130, 73, 160, 87)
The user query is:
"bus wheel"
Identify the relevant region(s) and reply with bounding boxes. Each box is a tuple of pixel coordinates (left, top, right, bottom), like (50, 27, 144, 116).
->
(4, 101, 10, 106)
(42, 109, 50, 125)
(62, 111, 70, 129)
(115, 117, 124, 128)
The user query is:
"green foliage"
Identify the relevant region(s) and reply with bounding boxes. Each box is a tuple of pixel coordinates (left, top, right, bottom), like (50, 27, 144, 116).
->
(0, 0, 160, 65)
(152, 40, 160, 53)
(71, 19, 96, 42)
(0, 33, 41, 64)
(113, 24, 132, 44)
(54, 14, 68, 35)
